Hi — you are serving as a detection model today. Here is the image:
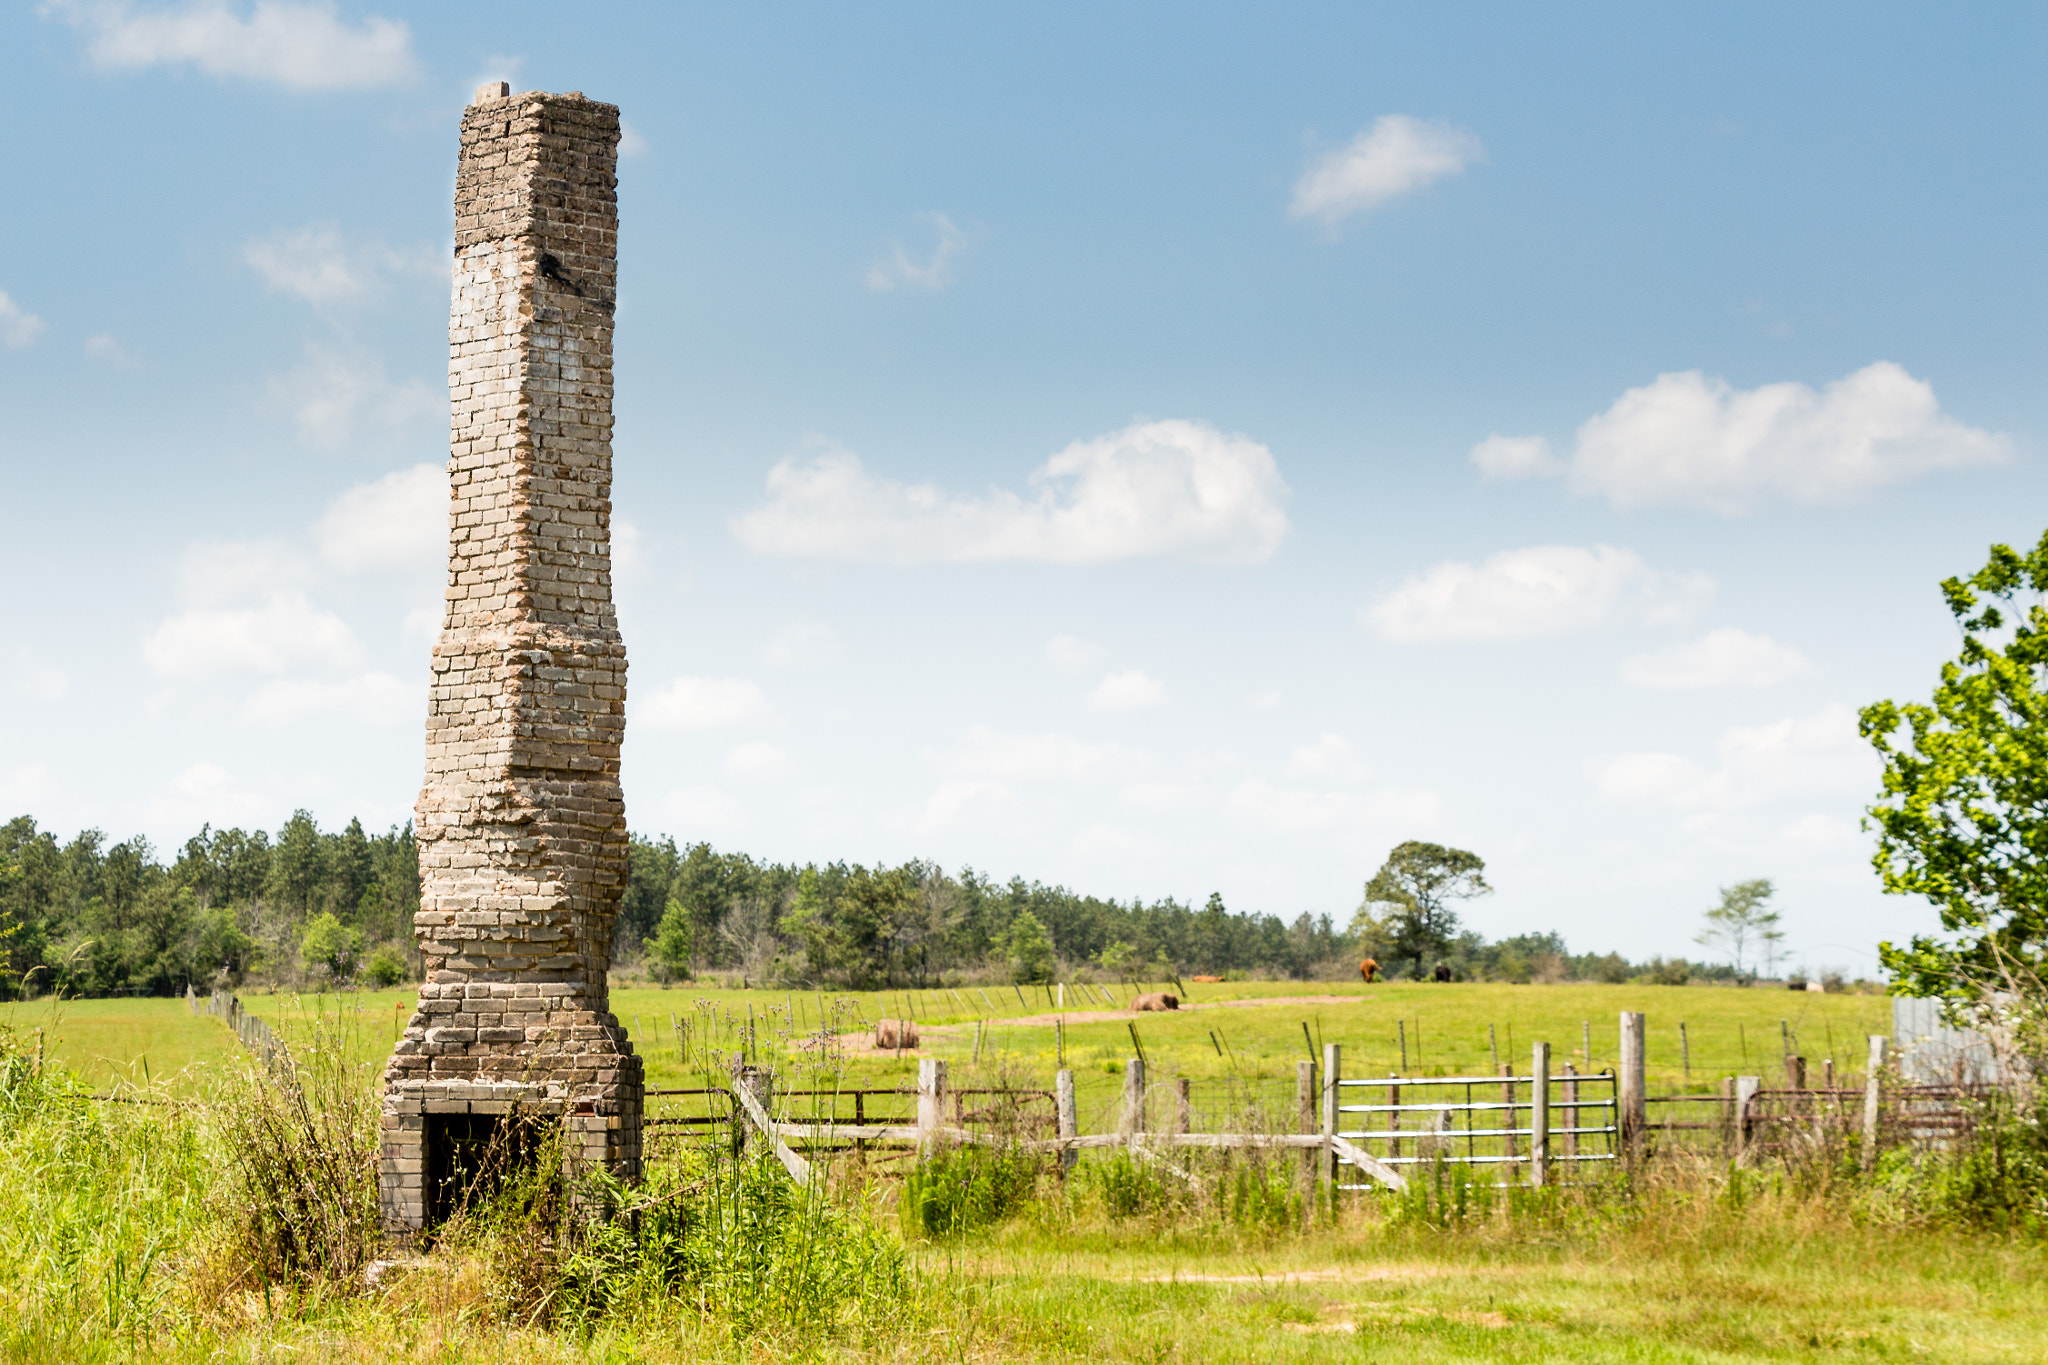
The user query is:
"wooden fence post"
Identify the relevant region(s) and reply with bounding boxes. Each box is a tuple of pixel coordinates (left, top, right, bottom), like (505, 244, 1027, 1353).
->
(1055, 1067, 1077, 1174)
(916, 1057, 947, 1159)
(1531, 1041, 1550, 1188)
(740, 1065, 774, 1158)
(1786, 1055, 1806, 1091)
(1175, 1077, 1192, 1134)
(1321, 1042, 1341, 1195)
(1720, 1076, 1736, 1157)
(1123, 1057, 1146, 1140)
(1861, 1035, 1887, 1169)
(1619, 1011, 1646, 1173)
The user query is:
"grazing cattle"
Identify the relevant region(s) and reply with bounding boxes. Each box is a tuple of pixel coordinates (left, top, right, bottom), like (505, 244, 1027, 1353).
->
(874, 1018, 918, 1050)
(1359, 958, 1380, 983)
(1132, 992, 1180, 1012)
(1432, 963, 1453, 983)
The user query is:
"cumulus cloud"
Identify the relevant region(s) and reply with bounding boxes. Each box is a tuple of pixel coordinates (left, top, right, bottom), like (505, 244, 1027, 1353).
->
(241, 671, 409, 726)
(145, 591, 359, 676)
(732, 419, 1290, 566)
(1087, 670, 1166, 712)
(866, 212, 964, 292)
(1620, 629, 1812, 690)
(725, 741, 793, 780)
(44, 0, 418, 91)
(0, 290, 47, 349)
(243, 223, 442, 307)
(1591, 704, 1872, 811)
(1364, 544, 1712, 642)
(938, 726, 1136, 782)
(1283, 732, 1363, 782)
(313, 462, 446, 570)
(656, 784, 746, 835)
(914, 779, 1013, 833)
(143, 762, 273, 833)
(1469, 434, 1560, 480)
(1044, 634, 1102, 674)
(1483, 362, 2008, 513)
(1290, 115, 1484, 225)
(1118, 780, 1211, 813)
(764, 620, 842, 670)
(638, 676, 769, 730)
(83, 332, 135, 365)
(1225, 778, 1440, 841)
(270, 341, 440, 448)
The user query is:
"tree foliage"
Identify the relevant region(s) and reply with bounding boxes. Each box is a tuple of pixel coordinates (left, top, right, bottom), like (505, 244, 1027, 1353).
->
(1356, 841, 1492, 975)
(1694, 878, 1780, 978)
(1864, 531, 2048, 1011)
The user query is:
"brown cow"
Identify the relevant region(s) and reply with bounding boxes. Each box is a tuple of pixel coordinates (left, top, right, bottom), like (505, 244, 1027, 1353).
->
(1132, 992, 1180, 1012)
(874, 1018, 918, 1050)
(1359, 958, 1380, 983)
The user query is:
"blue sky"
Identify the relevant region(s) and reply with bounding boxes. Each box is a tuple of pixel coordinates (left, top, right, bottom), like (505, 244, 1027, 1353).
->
(4, 2, 2045, 975)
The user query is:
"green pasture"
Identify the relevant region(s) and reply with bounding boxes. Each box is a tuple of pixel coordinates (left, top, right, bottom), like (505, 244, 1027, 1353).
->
(0, 995, 237, 1094)
(24, 978, 1885, 1122)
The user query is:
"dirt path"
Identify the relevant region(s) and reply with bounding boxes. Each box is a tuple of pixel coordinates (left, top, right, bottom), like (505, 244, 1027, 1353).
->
(985, 994, 1364, 1027)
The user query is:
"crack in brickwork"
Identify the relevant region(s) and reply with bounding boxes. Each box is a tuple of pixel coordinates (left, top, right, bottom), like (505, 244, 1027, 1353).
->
(379, 84, 642, 1232)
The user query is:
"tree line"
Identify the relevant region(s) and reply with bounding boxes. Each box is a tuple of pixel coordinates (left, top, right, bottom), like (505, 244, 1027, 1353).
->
(2, 813, 1728, 998)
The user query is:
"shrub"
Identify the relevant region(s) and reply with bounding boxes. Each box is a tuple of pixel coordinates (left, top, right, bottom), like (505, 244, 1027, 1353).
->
(363, 946, 407, 987)
(903, 1142, 1040, 1237)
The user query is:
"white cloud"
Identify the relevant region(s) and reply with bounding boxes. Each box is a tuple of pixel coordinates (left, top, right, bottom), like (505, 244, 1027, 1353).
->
(866, 212, 964, 292)
(939, 726, 1135, 782)
(1225, 778, 1440, 841)
(145, 591, 359, 676)
(1118, 781, 1211, 813)
(732, 419, 1290, 566)
(1289, 115, 1484, 225)
(638, 676, 768, 730)
(1246, 689, 1283, 712)
(270, 341, 440, 448)
(1073, 822, 1170, 860)
(914, 778, 1011, 833)
(0, 290, 47, 349)
(143, 762, 272, 833)
(765, 620, 842, 670)
(243, 223, 441, 307)
(313, 462, 445, 570)
(612, 518, 643, 578)
(1283, 732, 1363, 782)
(1620, 629, 1812, 690)
(241, 671, 410, 726)
(617, 120, 649, 158)
(45, 0, 418, 91)
(1591, 704, 1873, 811)
(1488, 362, 2008, 513)
(656, 785, 746, 836)
(175, 538, 306, 604)
(725, 741, 793, 781)
(1469, 434, 1560, 480)
(1364, 544, 1712, 642)
(83, 332, 134, 365)
(1044, 634, 1102, 674)
(0, 764, 54, 810)
(1087, 670, 1165, 712)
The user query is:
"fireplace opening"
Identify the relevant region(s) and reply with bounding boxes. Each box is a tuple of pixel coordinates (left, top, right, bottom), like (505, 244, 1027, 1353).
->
(425, 1111, 543, 1226)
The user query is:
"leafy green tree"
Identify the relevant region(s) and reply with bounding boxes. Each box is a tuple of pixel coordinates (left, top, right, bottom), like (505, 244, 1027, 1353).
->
(1006, 909, 1055, 984)
(1694, 878, 1778, 977)
(300, 912, 361, 983)
(1097, 938, 1139, 984)
(649, 897, 695, 983)
(1355, 841, 1492, 977)
(1863, 531, 2048, 1025)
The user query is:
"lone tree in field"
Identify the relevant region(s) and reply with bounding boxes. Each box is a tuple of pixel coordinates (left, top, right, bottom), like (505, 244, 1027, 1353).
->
(1356, 841, 1491, 978)
(1694, 878, 1779, 978)
(1863, 530, 2048, 1056)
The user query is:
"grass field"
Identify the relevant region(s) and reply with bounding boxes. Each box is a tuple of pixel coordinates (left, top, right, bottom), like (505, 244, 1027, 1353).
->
(3, 983, 2039, 1363)
(6, 979, 1889, 1119)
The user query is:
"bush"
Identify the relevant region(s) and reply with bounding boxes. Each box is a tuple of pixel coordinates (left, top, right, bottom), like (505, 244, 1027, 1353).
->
(363, 946, 407, 987)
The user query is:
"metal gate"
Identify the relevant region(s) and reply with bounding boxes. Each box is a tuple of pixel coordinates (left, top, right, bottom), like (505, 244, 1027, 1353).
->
(1332, 1069, 1619, 1189)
